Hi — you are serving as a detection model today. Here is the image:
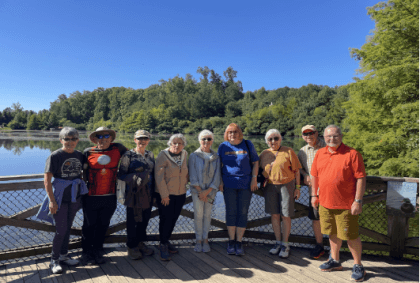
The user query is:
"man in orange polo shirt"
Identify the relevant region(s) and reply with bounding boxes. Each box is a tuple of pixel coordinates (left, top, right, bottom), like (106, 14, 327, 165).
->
(311, 125, 367, 282)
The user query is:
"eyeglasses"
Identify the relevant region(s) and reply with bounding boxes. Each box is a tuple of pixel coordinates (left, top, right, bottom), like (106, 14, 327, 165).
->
(268, 137, 280, 142)
(62, 138, 78, 142)
(325, 135, 341, 139)
(172, 142, 184, 146)
(303, 131, 316, 136)
(201, 138, 212, 142)
(136, 137, 149, 141)
(96, 134, 110, 139)
(228, 131, 237, 135)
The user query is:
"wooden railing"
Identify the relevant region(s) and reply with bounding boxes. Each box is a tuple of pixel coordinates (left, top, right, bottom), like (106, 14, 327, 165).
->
(0, 174, 418, 262)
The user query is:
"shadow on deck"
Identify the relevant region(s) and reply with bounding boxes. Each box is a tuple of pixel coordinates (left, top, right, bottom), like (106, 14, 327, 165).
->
(2, 243, 418, 283)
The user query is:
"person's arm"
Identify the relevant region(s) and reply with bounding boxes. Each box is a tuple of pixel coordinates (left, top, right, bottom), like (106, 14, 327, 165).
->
(155, 153, 170, 206)
(311, 176, 320, 208)
(351, 176, 366, 215)
(117, 153, 130, 180)
(188, 154, 201, 193)
(294, 169, 301, 200)
(251, 161, 259, 191)
(44, 173, 58, 214)
(298, 150, 311, 186)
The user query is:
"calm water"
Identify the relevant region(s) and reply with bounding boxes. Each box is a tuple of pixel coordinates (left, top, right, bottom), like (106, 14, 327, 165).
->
(0, 131, 313, 251)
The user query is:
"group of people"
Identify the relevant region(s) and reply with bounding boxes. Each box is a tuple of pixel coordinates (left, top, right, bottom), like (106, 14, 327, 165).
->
(37, 122, 367, 282)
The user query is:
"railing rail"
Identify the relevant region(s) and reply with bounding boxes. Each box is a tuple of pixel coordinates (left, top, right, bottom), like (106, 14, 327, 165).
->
(0, 174, 418, 263)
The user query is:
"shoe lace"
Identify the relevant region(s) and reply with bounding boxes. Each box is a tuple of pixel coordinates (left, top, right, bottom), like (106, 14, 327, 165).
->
(353, 265, 363, 273)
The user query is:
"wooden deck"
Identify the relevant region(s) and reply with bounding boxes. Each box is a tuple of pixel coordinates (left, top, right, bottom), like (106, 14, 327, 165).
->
(1, 243, 418, 283)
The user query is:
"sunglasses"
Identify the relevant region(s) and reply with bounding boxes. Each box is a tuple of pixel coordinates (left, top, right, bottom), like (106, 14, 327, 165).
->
(136, 137, 149, 141)
(201, 138, 212, 142)
(62, 138, 78, 142)
(303, 131, 316, 136)
(96, 134, 110, 139)
(268, 137, 280, 142)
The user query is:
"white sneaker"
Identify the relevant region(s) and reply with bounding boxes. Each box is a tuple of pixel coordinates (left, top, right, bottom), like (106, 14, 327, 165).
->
(59, 254, 79, 266)
(50, 260, 63, 274)
(279, 246, 290, 258)
(269, 243, 281, 255)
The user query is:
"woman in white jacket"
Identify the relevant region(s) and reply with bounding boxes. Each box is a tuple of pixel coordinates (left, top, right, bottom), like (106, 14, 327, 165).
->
(188, 130, 221, 253)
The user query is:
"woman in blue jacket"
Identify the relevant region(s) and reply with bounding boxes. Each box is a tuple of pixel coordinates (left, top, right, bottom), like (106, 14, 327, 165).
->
(188, 130, 221, 253)
(218, 123, 259, 256)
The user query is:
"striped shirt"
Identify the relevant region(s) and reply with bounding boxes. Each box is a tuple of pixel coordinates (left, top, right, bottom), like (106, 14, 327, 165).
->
(298, 138, 326, 178)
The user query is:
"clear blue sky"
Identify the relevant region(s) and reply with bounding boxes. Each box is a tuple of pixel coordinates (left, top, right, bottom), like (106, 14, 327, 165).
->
(0, 0, 379, 112)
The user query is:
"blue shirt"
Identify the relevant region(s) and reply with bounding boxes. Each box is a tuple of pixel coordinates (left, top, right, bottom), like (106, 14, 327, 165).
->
(218, 140, 259, 189)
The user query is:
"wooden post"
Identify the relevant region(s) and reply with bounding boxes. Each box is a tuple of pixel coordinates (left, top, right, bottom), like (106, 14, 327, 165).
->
(387, 215, 409, 259)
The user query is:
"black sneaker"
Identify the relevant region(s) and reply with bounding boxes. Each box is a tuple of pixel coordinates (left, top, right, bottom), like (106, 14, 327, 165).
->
(310, 244, 325, 259)
(167, 242, 179, 254)
(351, 264, 366, 282)
(93, 250, 106, 264)
(160, 243, 172, 261)
(235, 241, 245, 256)
(80, 252, 95, 266)
(319, 258, 343, 272)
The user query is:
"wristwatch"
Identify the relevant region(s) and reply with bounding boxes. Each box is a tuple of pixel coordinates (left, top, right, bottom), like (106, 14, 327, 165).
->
(354, 199, 363, 204)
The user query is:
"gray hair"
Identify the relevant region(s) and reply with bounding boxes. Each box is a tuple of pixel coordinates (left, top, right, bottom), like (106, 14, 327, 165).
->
(265, 129, 282, 144)
(59, 127, 79, 140)
(324, 125, 342, 136)
(198, 129, 214, 141)
(167, 133, 187, 147)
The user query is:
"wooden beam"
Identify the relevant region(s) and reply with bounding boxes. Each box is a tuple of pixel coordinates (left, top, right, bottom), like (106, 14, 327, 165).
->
(0, 181, 44, 192)
(0, 174, 44, 182)
(366, 176, 419, 183)
(0, 204, 41, 228)
(405, 237, 419, 247)
(363, 192, 387, 204)
(405, 247, 419, 256)
(246, 216, 271, 229)
(179, 209, 226, 229)
(359, 226, 391, 245)
(105, 221, 127, 236)
(0, 217, 82, 235)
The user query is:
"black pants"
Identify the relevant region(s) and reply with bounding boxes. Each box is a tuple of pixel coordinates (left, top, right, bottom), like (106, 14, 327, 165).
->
(82, 195, 117, 252)
(156, 194, 186, 244)
(126, 204, 152, 249)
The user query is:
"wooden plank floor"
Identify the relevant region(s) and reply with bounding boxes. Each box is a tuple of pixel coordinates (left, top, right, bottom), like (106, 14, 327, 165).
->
(2, 243, 418, 283)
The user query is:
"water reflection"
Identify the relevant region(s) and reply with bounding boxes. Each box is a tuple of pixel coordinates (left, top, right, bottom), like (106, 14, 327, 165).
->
(0, 132, 307, 157)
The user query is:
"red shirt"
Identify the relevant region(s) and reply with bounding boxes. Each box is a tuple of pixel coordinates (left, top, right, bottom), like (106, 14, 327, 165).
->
(311, 143, 366, 210)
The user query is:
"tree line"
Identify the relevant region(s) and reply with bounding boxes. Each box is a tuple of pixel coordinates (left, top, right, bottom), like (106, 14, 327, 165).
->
(0, 0, 417, 178)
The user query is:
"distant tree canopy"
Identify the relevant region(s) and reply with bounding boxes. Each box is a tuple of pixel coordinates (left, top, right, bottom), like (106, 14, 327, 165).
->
(343, 0, 419, 177)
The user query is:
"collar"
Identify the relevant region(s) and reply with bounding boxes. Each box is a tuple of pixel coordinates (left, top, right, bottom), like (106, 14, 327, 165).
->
(308, 138, 324, 150)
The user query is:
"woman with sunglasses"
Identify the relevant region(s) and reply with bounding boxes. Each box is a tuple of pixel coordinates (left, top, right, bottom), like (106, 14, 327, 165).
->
(37, 127, 88, 274)
(155, 134, 188, 261)
(188, 130, 221, 253)
(81, 127, 127, 265)
(217, 123, 259, 256)
(117, 130, 155, 260)
(259, 129, 301, 258)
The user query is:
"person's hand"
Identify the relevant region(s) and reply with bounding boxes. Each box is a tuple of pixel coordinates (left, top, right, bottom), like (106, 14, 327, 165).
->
(351, 201, 363, 215)
(199, 189, 211, 202)
(49, 201, 58, 214)
(251, 178, 258, 192)
(294, 189, 301, 200)
(219, 185, 224, 192)
(161, 197, 170, 206)
(311, 196, 319, 209)
(304, 175, 311, 187)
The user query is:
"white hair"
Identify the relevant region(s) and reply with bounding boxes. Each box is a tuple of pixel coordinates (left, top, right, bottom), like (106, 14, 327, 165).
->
(198, 129, 214, 141)
(265, 129, 282, 144)
(167, 133, 187, 147)
(324, 125, 342, 136)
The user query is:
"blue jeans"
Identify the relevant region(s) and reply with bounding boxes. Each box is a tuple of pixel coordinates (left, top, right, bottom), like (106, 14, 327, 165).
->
(223, 188, 252, 228)
(192, 191, 214, 241)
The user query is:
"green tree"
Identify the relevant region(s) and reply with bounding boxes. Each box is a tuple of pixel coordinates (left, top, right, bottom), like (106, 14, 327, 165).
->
(344, 0, 419, 177)
(27, 114, 40, 130)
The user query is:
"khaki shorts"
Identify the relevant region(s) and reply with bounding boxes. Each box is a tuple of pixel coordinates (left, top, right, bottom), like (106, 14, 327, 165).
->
(319, 205, 359, 240)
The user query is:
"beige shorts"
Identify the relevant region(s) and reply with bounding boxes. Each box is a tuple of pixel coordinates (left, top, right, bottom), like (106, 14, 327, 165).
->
(319, 205, 359, 240)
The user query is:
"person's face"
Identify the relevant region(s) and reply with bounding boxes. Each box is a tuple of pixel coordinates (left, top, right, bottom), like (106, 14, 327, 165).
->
(95, 132, 112, 149)
(60, 136, 79, 152)
(200, 135, 213, 152)
(134, 136, 150, 150)
(227, 129, 240, 143)
(324, 128, 342, 149)
(169, 138, 185, 154)
(302, 130, 318, 146)
(267, 134, 282, 150)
